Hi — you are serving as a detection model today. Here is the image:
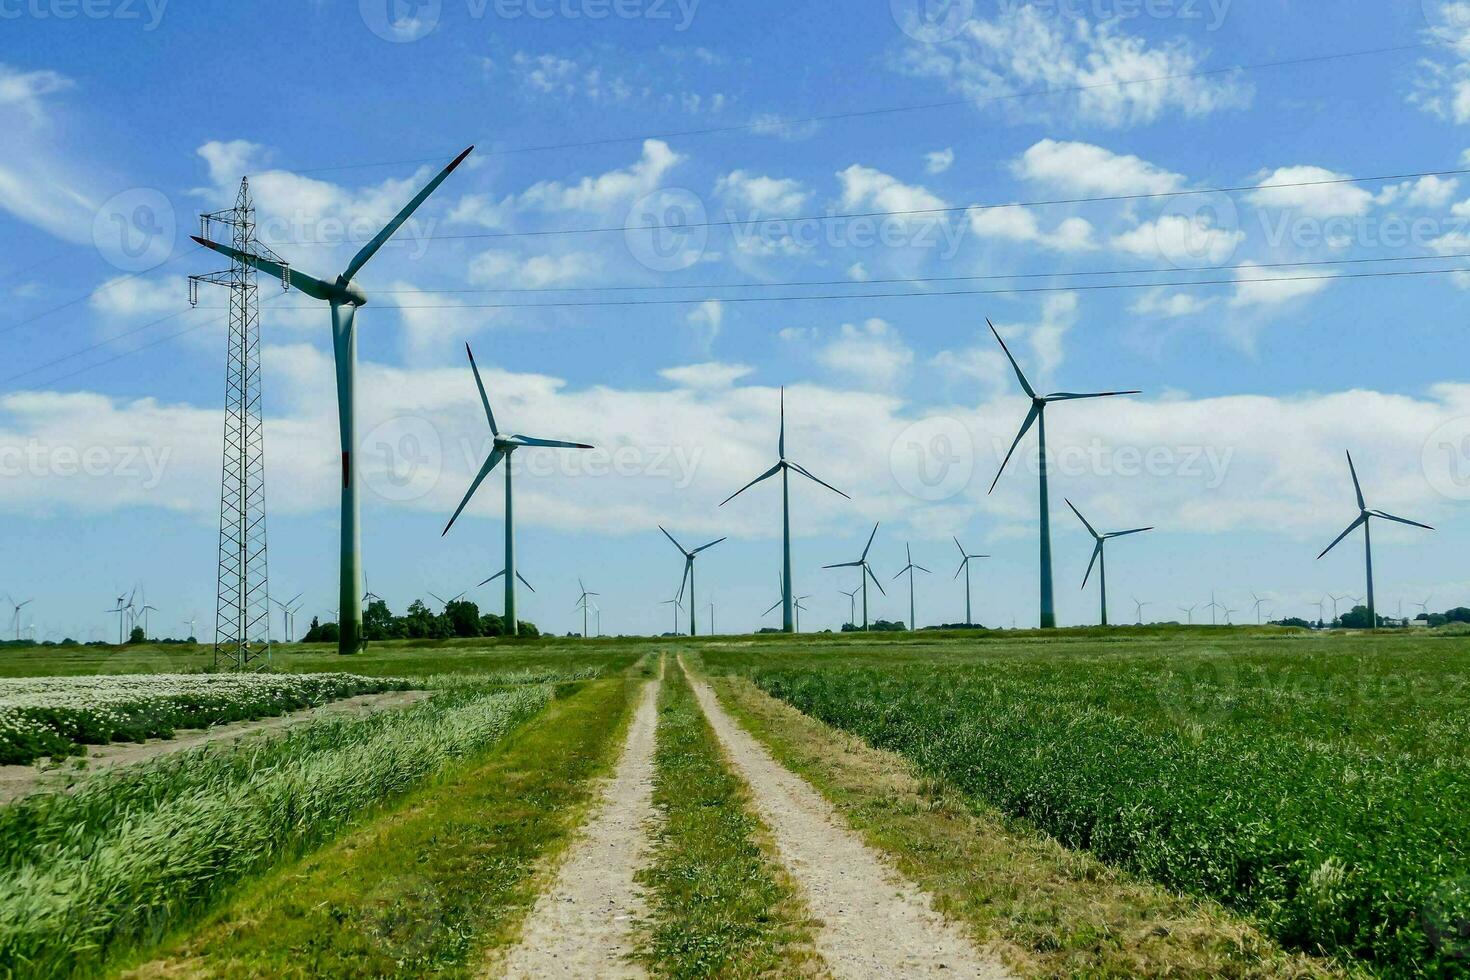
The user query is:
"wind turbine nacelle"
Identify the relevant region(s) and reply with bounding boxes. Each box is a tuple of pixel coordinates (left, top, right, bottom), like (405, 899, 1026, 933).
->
(336, 277, 369, 306)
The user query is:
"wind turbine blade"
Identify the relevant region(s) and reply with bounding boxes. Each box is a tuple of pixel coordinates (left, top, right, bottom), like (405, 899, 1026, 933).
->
(954, 558, 966, 580)
(953, 536, 966, 559)
(343, 145, 474, 281)
(988, 402, 1040, 494)
(914, 564, 931, 574)
(479, 570, 505, 587)
(659, 525, 689, 555)
(190, 236, 337, 301)
(677, 560, 691, 604)
(442, 448, 506, 535)
(1082, 541, 1102, 588)
(517, 572, 536, 592)
(1346, 451, 1365, 511)
(288, 592, 303, 605)
(1043, 390, 1142, 401)
(720, 462, 783, 506)
(1106, 526, 1155, 538)
(1065, 498, 1099, 539)
(866, 564, 887, 596)
(428, 591, 446, 604)
(692, 537, 727, 555)
(861, 522, 880, 560)
(465, 344, 499, 435)
(892, 566, 908, 581)
(763, 598, 783, 616)
(1370, 510, 1434, 530)
(778, 386, 786, 458)
(987, 317, 1035, 398)
(514, 435, 596, 450)
(1317, 514, 1367, 559)
(788, 460, 850, 500)
(822, 561, 864, 569)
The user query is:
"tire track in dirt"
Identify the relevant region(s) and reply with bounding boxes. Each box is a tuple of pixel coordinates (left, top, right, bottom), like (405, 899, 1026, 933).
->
(493, 666, 661, 979)
(681, 657, 1013, 979)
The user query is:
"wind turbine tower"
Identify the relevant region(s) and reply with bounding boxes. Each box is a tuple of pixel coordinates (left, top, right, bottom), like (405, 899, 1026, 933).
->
(893, 544, 930, 631)
(823, 523, 885, 630)
(952, 538, 989, 627)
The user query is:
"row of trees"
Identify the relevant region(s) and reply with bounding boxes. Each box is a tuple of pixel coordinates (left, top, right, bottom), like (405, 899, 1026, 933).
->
(300, 598, 539, 643)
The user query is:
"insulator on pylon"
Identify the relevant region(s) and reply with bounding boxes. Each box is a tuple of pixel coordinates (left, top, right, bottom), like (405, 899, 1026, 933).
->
(188, 277, 198, 308)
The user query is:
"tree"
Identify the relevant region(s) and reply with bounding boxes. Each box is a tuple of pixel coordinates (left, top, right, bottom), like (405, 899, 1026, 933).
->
(363, 599, 396, 641)
(516, 621, 540, 639)
(479, 612, 505, 637)
(127, 626, 145, 645)
(445, 599, 481, 638)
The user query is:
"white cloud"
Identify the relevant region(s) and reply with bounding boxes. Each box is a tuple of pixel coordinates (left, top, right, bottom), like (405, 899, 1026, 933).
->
(519, 139, 682, 213)
(969, 205, 1097, 252)
(468, 250, 600, 288)
(0, 64, 96, 243)
(1230, 262, 1336, 308)
(381, 280, 502, 356)
(1249, 166, 1375, 219)
(813, 318, 915, 390)
(1111, 214, 1244, 264)
(89, 275, 183, 319)
(836, 164, 946, 215)
(847, 262, 869, 281)
(715, 170, 808, 214)
(896, 7, 1250, 128)
(687, 299, 724, 353)
(1131, 289, 1214, 318)
(925, 148, 955, 174)
(660, 362, 753, 388)
(0, 64, 73, 120)
(1012, 139, 1185, 196)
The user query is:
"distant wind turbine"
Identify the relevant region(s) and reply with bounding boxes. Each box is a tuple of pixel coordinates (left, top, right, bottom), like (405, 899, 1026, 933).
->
(1065, 499, 1153, 627)
(839, 588, 859, 628)
(574, 579, 599, 638)
(660, 595, 683, 635)
(793, 595, 811, 633)
(1415, 595, 1433, 620)
(1223, 607, 1238, 625)
(1311, 597, 1327, 624)
(194, 146, 473, 655)
(442, 343, 595, 637)
(660, 526, 726, 637)
(1317, 452, 1433, 629)
(9, 598, 32, 642)
(721, 387, 849, 633)
(1250, 592, 1268, 625)
(1178, 603, 1198, 625)
(1205, 591, 1222, 626)
(271, 592, 303, 642)
(1132, 597, 1149, 625)
(988, 319, 1140, 629)
(893, 543, 930, 631)
(823, 523, 885, 631)
(952, 538, 989, 627)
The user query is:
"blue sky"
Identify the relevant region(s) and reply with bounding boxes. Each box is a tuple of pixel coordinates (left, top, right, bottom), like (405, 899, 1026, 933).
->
(4, 0, 1470, 639)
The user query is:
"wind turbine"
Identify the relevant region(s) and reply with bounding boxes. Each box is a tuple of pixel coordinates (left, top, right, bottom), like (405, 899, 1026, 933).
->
(839, 587, 859, 628)
(660, 526, 726, 637)
(660, 595, 683, 635)
(442, 343, 595, 636)
(574, 579, 599, 638)
(9, 598, 32, 642)
(1317, 452, 1434, 629)
(761, 574, 787, 624)
(1311, 597, 1327, 625)
(1205, 591, 1222, 626)
(987, 319, 1140, 629)
(893, 543, 931, 631)
(708, 601, 715, 635)
(1178, 603, 1197, 625)
(952, 537, 989, 627)
(428, 590, 467, 610)
(822, 523, 885, 631)
(181, 614, 199, 641)
(1328, 593, 1348, 624)
(1132, 597, 1149, 625)
(138, 599, 158, 639)
(1249, 592, 1270, 625)
(721, 387, 849, 633)
(1415, 595, 1433, 622)
(478, 567, 537, 622)
(1223, 606, 1238, 625)
(1065, 499, 1153, 627)
(793, 595, 811, 633)
(272, 592, 303, 642)
(194, 147, 472, 655)
(106, 594, 129, 644)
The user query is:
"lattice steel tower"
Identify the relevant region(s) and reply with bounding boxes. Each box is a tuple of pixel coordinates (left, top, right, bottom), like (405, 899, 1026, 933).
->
(189, 178, 282, 670)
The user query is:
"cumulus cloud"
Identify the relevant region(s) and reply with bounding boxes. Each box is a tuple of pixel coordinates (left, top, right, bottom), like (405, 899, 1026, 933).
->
(925, 148, 955, 174)
(715, 170, 808, 214)
(896, 6, 1251, 128)
(812, 318, 915, 390)
(1249, 166, 1376, 219)
(686, 299, 724, 352)
(1131, 289, 1214, 318)
(969, 205, 1097, 252)
(1011, 139, 1186, 196)
(660, 362, 753, 388)
(519, 139, 682, 213)
(1111, 214, 1244, 264)
(468, 250, 601, 288)
(1230, 262, 1336, 308)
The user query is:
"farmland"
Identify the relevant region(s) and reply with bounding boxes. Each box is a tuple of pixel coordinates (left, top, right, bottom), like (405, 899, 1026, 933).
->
(0, 629, 1463, 977)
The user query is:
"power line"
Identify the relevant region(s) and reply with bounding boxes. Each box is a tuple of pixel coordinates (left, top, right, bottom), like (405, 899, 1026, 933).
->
(275, 165, 1470, 246)
(372, 250, 1470, 296)
(0, 307, 220, 386)
(269, 265, 1470, 312)
(0, 245, 202, 339)
(286, 41, 1432, 175)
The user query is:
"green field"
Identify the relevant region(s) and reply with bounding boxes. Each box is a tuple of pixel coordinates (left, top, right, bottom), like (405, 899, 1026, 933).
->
(0, 628, 1464, 977)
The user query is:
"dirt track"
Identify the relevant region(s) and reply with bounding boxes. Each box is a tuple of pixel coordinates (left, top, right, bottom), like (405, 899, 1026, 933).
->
(493, 672, 661, 979)
(682, 658, 1012, 979)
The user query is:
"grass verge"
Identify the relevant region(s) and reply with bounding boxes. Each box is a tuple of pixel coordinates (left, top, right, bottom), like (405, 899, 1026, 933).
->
(635, 656, 824, 978)
(700, 667, 1349, 979)
(118, 664, 651, 979)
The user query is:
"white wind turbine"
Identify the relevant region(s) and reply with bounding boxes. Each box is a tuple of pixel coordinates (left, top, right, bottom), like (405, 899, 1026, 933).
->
(193, 146, 474, 655)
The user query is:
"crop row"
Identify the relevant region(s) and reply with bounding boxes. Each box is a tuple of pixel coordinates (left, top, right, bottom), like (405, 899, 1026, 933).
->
(0, 679, 554, 977)
(0, 672, 409, 765)
(750, 657, 1470, 978)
